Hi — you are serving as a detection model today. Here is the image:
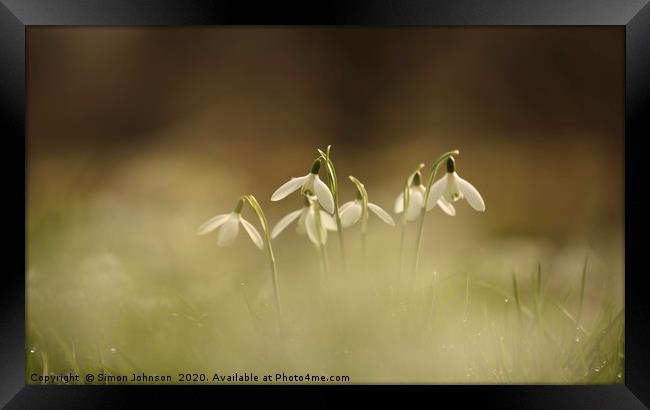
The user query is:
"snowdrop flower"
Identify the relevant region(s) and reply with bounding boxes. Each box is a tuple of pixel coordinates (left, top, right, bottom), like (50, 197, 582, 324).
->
(426, 157, 485, 212)
(394, 170, 455, 221)
(340, 191, 395, 228)
(271, 159, 334, 213)
(271, 195, 337, 246)
(197, 199, 264, 249)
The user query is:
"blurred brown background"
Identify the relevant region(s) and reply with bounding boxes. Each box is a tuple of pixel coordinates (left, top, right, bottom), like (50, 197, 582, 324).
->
(27, 27, 623, 237)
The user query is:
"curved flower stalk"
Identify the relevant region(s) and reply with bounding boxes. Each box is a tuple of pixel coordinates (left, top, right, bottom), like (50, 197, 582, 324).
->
(411, 150, 462, 288)
(271, 195, 337, 246)
(198, 196, 282, 317)
(317, 145, 348, 270)
(271, 158, 334, 213)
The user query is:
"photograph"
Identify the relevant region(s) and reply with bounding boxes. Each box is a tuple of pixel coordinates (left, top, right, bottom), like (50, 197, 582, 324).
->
(26, 26, 624, 384)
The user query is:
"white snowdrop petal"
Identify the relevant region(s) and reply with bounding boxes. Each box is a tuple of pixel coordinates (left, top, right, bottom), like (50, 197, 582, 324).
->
(217, 214, 240, 246)
(197, 213, 230, 235)
(426, 176, 448, 210)
(437, 198, 456, 216)
(320, 211, 338, 231)
(271, 175, 309, 201)
(271, 209, 303, 238)
(313, 176, 334, 213)
(368, 203, 395, 226)
(340, 200, 355, 214)
(394, 192, 405, 214)
(406, 189, 423, 221)
(296, 209, 308, 234)
(240, 217, 264, 249)
(445, 173, 462, 202)
(456, 174, 486, 211)
(305, 210, 321, 246)
(340, 202, 362, 227)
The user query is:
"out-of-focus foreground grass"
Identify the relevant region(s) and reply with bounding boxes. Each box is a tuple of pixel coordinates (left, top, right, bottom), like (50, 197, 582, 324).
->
(26, 134, 623, 384)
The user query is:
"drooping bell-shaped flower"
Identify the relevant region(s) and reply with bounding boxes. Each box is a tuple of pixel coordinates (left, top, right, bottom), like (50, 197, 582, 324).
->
(426, 157, 485, 212)
(340, 190, 395, 228)
(197, 199, 264, 249)
(271, 159, 334, 213)
(271, 195, 337, 246)
(394, 170, 456, 221)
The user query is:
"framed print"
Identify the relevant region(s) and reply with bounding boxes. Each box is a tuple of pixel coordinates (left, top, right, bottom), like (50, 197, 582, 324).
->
(2, 0, 649, 408)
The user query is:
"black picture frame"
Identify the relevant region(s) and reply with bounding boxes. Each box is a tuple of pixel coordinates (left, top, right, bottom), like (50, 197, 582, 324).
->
(2, 1, 648, 408)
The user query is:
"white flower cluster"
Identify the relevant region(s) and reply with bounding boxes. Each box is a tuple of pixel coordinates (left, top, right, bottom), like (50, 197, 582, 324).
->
(197, 149, 484, 249)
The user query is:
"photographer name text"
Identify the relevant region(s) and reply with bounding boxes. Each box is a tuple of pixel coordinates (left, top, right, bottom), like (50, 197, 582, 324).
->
(30, 372, 350, 384)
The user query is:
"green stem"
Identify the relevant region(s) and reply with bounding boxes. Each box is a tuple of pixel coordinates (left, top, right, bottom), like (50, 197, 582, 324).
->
(573, 256, 589, 376)
(319, 243, 330, 284)
(268, 250, 281, 314)
(411, 207, 427, 291)
(427, 272, 438, 328)
(361, 226, 368, 274)
(349, 175, 369, 274)
(335, 216, 346, 270)
(398, 163, 423, 297)
(576, 256, 589, 330)
(311, 196, 330, 284)
(411, 150, 459, 284)
(242, 195, 282, 317)
(512, 271, 523, 326)
(397, 224, 406, 294)
(534, 262, 543, 328)
(318, 146, 347, 272)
